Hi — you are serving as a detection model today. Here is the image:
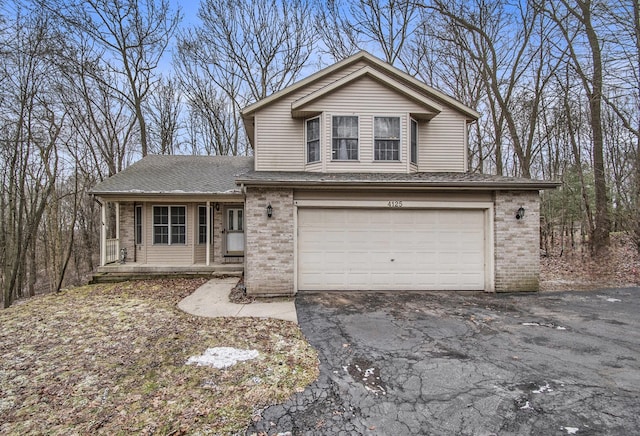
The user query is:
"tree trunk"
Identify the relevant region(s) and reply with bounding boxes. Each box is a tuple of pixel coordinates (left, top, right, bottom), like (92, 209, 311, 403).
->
(581, 0, 610, 254)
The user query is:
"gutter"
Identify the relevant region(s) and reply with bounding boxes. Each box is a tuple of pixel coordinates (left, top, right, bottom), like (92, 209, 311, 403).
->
(234, 179, 562, 191)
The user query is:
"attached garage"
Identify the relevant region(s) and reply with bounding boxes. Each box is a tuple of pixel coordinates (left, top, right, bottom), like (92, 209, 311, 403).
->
(297, 206, 492, 291)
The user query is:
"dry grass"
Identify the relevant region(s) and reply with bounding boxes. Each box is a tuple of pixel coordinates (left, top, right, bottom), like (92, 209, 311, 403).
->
(540, 233, 640, 291)
(0, 279, 319, 435)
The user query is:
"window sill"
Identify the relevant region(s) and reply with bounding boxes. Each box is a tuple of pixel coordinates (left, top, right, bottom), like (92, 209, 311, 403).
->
(330, 159, 360, 162)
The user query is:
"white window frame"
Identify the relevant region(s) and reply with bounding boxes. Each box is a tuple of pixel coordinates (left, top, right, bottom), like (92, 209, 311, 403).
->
(373, 116, 401, 161)
(306, 116, 321, 164)
(410, 118, 418, 165)
(152, 205, 186, 245)
(331, 115, 359, 161)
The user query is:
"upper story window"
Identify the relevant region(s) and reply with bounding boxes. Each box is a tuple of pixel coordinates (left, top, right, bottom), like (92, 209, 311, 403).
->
(374, 116, 400, 161)
(332, 115, 358, 160)
(410, 118, 418, 165)
(306, 117, 320, 163)
(153, 206, 186, 245)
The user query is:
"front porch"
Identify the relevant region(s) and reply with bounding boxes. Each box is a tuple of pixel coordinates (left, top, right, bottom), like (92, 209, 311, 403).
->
(94, 196, 246, 284)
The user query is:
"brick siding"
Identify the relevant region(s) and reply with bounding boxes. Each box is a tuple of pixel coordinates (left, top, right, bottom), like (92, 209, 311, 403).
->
(494, 190, 541, 292)
(244, 188, 295, 296)
(118, 201, 135, 263)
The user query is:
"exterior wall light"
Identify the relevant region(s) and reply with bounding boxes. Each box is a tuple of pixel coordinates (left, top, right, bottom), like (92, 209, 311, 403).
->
(267, 203, 273, 218)
(516, 206, 525, 220)
(215, 202, 220, 211)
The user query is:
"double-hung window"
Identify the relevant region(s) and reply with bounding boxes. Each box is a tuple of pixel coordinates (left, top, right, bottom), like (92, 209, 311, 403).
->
(332, 116, 358, 160)
(374, 116, 401, 161)
(153, 206, 186, 245)
(410, 118, 418, 164)
(306, 117, 320, 163)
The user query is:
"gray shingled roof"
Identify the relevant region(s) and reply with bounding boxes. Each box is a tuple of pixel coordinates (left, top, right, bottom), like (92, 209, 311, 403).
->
(92, 155, 254, 195)
(235, 170, 560, 190)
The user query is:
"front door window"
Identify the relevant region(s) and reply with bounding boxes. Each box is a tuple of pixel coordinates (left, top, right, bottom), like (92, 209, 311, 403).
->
(226, 208, 244, 255)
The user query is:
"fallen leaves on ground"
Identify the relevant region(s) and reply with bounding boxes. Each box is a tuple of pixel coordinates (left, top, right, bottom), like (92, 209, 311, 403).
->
(540, 233, 640, 291)
(0, 279, 319, 435)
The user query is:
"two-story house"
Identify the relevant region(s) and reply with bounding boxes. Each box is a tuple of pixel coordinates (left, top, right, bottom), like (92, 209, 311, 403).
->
(92, 52, 558, 294)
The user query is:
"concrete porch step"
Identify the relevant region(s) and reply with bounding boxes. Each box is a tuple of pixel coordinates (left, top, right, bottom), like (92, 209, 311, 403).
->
(89, 264, 243, 284)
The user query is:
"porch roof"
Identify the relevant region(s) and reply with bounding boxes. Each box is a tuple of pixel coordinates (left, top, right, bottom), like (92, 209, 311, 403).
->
(91, 155, 254, 196)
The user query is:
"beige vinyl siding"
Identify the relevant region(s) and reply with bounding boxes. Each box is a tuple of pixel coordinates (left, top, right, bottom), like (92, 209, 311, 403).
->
(194, 205, 207, 264)
(302, 76, 428, 114)
(254, 61, 373, 171)
(419, 106, 467, 172)
(254, 60, 471, 173)
(144, 203, 195, 265)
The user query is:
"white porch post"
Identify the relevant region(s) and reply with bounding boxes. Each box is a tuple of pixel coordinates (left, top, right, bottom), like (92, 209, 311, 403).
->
(100, 200, 106, 266)
(206, 200, 211, 266)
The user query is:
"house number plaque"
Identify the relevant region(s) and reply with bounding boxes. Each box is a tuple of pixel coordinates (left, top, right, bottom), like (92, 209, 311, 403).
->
(387, 200, 403, 208)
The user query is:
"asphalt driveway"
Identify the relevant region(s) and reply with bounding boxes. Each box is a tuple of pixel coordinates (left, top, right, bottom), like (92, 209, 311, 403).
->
(248, 287, 640, 435)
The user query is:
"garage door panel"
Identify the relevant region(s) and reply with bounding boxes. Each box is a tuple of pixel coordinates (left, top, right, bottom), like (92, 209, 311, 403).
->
(298, 208, 486, 291)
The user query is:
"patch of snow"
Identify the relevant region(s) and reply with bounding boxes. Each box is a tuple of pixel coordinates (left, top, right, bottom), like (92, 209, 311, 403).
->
(186, 347, 259, 369)
(563, 426, 579, 434)
(532, 382, 552, 394)
(556, 326, 567, 330)
(522, 322, 540, 326)
(606, 298, 621, 302)
(363, 368, 376, 379)
(519, 401, 532, 410)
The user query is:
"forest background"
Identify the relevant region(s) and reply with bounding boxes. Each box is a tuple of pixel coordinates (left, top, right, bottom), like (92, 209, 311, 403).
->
(1, 0, 638, 307)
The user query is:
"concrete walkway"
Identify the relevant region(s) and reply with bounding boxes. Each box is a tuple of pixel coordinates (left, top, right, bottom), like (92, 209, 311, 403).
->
(178, 277, 298, 323)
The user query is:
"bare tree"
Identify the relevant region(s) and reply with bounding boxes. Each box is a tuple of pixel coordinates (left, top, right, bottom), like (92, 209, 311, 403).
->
(422, 0, 563, 178)
(148, 75, 182, 155)
(63, 44, 137, 178)
(316, 0, 419, 66)
(175, 43, 246, 156)
(537, 0, 611, 253)
(176, 0, 315, 154)
(42, 0, 181, 157)
(0, 8, 64, 307)
(180, 0, 315, 104)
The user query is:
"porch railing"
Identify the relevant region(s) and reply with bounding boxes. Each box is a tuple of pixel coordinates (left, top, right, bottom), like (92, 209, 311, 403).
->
(105, 238, 119, 264)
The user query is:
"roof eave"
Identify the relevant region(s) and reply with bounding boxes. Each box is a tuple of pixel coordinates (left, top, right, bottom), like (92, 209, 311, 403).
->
(234, 179, 561, 190)
(91, 190, 243, 197)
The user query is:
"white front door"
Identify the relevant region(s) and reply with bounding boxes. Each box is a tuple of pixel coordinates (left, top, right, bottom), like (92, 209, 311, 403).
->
(226, 208, 244, 255)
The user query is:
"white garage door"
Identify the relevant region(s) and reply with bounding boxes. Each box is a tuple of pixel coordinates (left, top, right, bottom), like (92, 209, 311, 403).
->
(297, 208, 486, 291)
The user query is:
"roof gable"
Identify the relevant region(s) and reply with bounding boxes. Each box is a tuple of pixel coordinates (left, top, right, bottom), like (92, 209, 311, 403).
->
(241, 51, 480, 120)
(291, 65, 443, 120)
